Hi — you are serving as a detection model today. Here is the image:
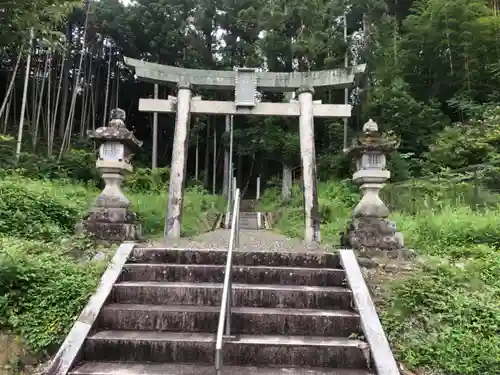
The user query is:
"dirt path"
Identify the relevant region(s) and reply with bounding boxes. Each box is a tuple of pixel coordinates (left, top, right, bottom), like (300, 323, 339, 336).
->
(145, 229, 327, 253)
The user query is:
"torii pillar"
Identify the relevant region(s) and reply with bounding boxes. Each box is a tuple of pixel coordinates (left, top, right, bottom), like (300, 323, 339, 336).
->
(297, 86, 321, 244)
(165, 82, 192, 238)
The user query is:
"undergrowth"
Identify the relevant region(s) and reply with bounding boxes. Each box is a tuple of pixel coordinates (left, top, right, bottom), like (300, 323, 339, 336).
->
(260, 180, 500, 375)
(0, 167, 223, 359)
(0, 237, 107, 354)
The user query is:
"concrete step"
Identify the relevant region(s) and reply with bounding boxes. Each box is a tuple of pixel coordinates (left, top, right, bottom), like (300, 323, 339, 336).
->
(225, 213, 261, 229)
(129, 248, 341, 268)
(226, 213, 259, 221)
(240, 199, 256, 211)
(71, 361, 374, 375)
(99, 304, 361, 337)
(240, 221, 259, 230)
(83, 331, 370, 368)
(111, 282, 352, 310)
(120, 263, 346, 286)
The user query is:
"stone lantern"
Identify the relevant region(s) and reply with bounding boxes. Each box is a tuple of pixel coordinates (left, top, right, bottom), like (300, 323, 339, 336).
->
(343, 119, 404, 251)
(81, 108, 143, 243)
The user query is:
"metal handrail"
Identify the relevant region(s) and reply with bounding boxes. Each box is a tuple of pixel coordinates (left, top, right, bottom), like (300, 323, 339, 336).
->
(215, 188, 241, 375)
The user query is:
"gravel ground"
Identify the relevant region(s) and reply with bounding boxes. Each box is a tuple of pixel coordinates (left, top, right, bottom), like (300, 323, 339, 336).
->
(145, 229, 327, 253)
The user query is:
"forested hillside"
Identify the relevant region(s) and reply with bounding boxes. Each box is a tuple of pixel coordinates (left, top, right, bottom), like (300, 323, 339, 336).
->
(2, 0, 500, 184)
(0, 1, 500, 375)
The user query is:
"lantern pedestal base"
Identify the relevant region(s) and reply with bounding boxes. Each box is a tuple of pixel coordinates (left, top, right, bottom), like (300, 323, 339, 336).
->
(342, 217, 404, 251)
(79, 207, 142, 244)
(79, 108, 143, 244)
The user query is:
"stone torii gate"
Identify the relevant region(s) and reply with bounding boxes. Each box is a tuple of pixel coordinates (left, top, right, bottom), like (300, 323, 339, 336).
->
(124, 57, 365, 243)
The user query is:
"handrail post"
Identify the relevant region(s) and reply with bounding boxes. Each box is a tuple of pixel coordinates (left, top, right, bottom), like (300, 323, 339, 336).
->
(215, 188, 241, 375)
(235, 202, 240, 248)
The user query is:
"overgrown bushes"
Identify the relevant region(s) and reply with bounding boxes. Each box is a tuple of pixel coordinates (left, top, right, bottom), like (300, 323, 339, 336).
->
(0, 178, 88, 240)
(0, 159, 223, 360)
(0, 137, 172, 192)
(382, 249, 500, 375)
(262, 180, 500, 375)
(0, 238, 106, 353)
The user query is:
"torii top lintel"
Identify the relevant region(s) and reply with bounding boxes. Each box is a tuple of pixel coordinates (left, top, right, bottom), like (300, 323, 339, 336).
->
(124, 57, 366, 92)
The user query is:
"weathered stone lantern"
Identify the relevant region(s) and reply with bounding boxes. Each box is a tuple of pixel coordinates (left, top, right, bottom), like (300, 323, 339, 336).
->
(343, 119, 404, 251)
(81, 108, 143, 243)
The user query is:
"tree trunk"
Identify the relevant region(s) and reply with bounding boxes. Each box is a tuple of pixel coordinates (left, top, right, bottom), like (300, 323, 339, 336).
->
(0, 46, 23, 122)
(223, 115, 230, 196)
(58, 2, 91, 160)
(31, 53, 40, 132)
(58, 25, 72, 138)
(212, 120, 217, 194)
(93, 42, 102, 129)
(195, 134, 199, 180)
(3, 87, 13, 134)
(102, 44, 112, 126)
(152, 83, 158, 168)
(203, 117, 211, 188)
(90, 75, 96, 131)
(49, 49, 66, 155)
(45, 53, 52, 142)
(115, 60, 120, 108)
(80, 52, 92, 138)
(237, 152, 242, 194)
(282, 163, 293, 200)
(33, 51, 50, 150)
(16, 29, 34, 161)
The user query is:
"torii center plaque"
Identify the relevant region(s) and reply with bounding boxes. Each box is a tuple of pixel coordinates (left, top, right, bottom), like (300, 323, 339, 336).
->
(124, 57, 366, 243)
(235, 67, 257, 107)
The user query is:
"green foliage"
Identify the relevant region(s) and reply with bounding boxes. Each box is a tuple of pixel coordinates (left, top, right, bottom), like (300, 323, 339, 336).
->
(387, 152, 412, 182)
(0, 170, 223, 355)
(382, 177, 500, 214)
(124, 167, 170, 193)
(0, 177, 89, 240)
(383, 207, 500, 374)
(258, 180, 359, 240)
(395, 206, 500, 252)
(266, 179, 500, 375)
(0, 237, 106, 353)
(382, 252, 500, 375)
(317, 151, 352, 180)
(424, 106, 500, 171)
(368, 79, 450, 157)
(402, 0, 497, 104)
(3, 0, 500, 371)
(132, 184, 224, 237)
(0, 138, 174, 194)
(0, 138, 99, 184)
(0, 0, 81, 47)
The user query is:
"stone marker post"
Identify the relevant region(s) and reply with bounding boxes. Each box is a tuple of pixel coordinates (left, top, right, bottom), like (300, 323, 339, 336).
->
(297, 86, 321, 244)
(165, 82, 192, 239)
(343, 119, 403, 251)
(82, 108, 143, 243)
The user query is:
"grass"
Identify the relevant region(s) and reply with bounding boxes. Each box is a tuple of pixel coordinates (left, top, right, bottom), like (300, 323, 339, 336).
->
(2, 171, 499, 375)
(129, 185, 225, 237)
(0, 175, 225, 238)
(260, 180, 500, 375)
(0, 174, 225, 369)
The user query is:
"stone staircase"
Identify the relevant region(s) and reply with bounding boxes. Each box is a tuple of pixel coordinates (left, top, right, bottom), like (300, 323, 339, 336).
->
(68, 246, 374, 375)
(225, 211, 264, 230)
(224, 199, 266, 230)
